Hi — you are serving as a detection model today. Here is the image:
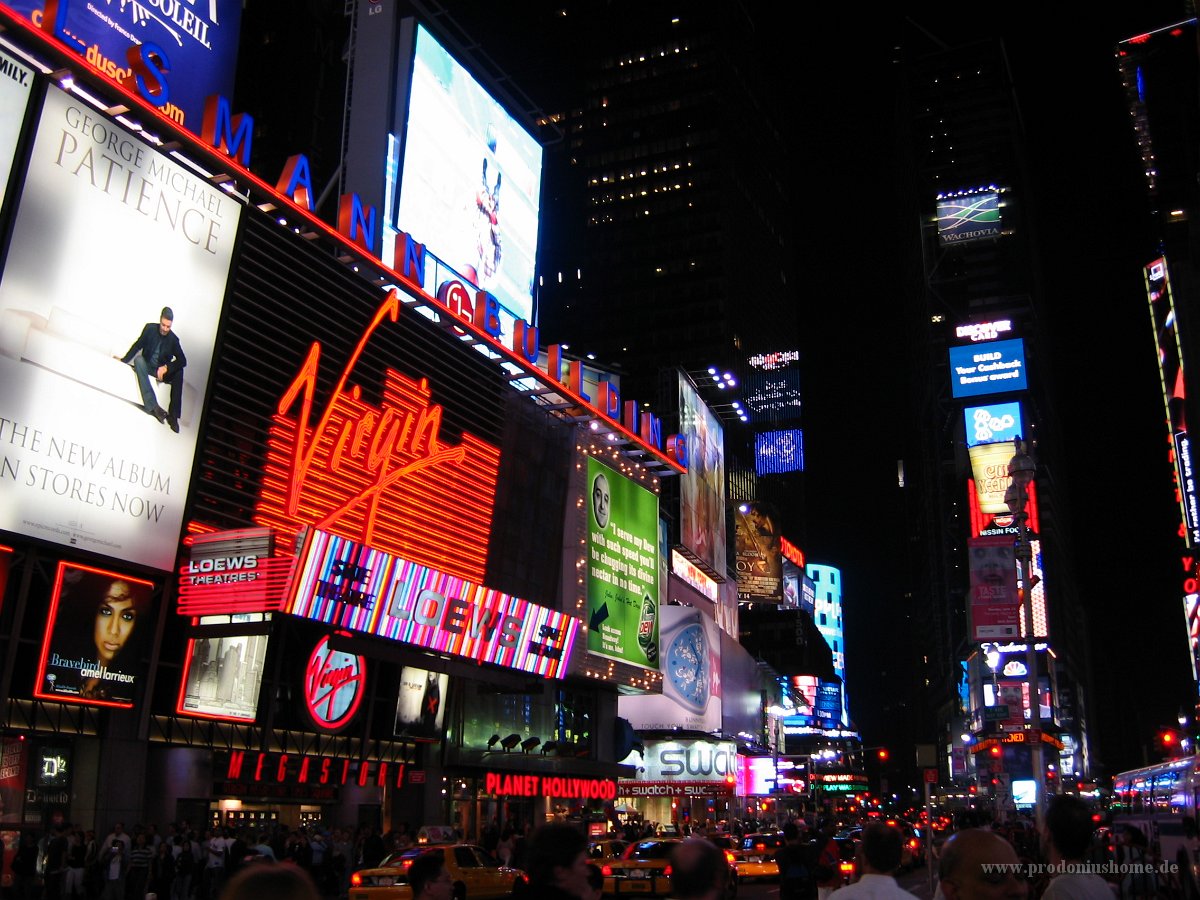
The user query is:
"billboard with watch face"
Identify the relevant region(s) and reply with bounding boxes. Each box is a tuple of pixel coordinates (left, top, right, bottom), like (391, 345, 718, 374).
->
(617, 606, 721, 732)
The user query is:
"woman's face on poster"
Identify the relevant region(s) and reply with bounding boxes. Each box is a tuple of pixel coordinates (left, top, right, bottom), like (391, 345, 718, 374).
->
(94, 581, 138, 665)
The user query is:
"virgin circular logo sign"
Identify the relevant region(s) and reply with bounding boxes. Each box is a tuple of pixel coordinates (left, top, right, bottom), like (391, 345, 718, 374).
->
(304, 636, 366, 731)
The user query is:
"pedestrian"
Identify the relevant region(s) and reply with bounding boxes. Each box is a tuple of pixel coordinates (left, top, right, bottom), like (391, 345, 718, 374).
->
(668, 838, 728, 900)
(1040, 796, 1110, 900)
(938, 829, 1028, 900)
(101, 839, 127, 900)
(828, 825, 917, 900)
(171, 840, 194, 900)
(217, 863, 320, 900)
(150, 839, 176, 900)
(128, 832, 154, 900)
(815, 820, 844, 900)
(65, 828, 87, 900)
(522, 823, 591, 899)
(776, 821, 813, 900)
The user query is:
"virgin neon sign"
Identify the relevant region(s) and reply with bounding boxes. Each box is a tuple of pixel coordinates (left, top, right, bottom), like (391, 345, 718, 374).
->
(286, 529, 577, 679)
(255, 292, 501, 582)
(304, 635, 366, 731)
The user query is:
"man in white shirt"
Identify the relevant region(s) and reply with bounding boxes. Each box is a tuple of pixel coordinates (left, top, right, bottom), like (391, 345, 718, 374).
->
(834, 824, 919, 900)
(101, 823, 131, 856)
(1041, 796, 1113, 900)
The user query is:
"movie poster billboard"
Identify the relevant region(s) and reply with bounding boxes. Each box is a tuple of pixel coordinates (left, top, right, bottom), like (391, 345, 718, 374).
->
(34, 561, 156, 708)
(176, 634, 269, 723)
(388, 24, 543, 325)
(0, 85, 242, 570)
(6, 1, 242, 136)
(586, 457, 659, 668)
(618, 606, 721, 732)
(394, 667, 448, 741)
(678, 375, 726, 575)
(968, 537, 1019, 640)
(734, 502, 782, 602)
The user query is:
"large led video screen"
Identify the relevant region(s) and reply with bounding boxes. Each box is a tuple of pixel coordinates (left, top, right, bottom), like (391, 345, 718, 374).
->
(34, 561, 156, 708)
(937, 191, 1001, 245)
(744, 349, 802, 421)
(7, 1, 241, 136)
(392, 24, 542, 325)
(586, 457, 660, 668)
(678, 375, 726, 575)
(755, 429, 804, 476)
(964, 402, 1023, 448)
(176, 634, 269, 723)
(0, 85, 242, 570)
(949, 338, 1027, 398)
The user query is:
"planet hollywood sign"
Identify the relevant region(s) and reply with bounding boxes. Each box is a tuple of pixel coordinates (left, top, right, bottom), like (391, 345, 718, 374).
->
(483, 772, 617, 801)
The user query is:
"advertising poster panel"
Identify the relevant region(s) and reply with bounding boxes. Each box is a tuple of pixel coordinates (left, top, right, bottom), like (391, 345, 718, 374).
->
(936, 191, 1001, 244)
(0, 46, 33, 210)
(391, 25, 543, 325)
(586, 457, 659, 668)
(394, 667, 448, 741)
(176, 634, 269, 723)
(6, 1, 242, 135)
(949, 338, 1027, 398)
(968, 537, 1019, 640)
(968, 441, 1015, 515)
(0, 85, 242, 570)
(0, 736, 26, 825)
(744, 349, 802, 421)
(734, 502, 782, 602)
(618, 607, 721, 732)
(678, 375, 726, 575)
(34, 561, 156, 708)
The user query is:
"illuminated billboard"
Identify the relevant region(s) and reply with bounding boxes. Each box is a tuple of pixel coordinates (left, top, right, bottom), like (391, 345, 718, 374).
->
(965, 402, 1023, 448)
(937, 191, 1001, 244)
(0, 85, 241, 570)
(744, 349, 802, 421)
(394, 667, 449, 742)
(949, 338, 1027, 398)
(586, 457, 660, 668)
(1144, 258, 1198, 546)
(968, 441, 1015, 515)
(968, 537, 1019, 640)
(176, 634, 269, 723)
(755, 429, 804, 476)
(618, 607, 722, 732)
(735, 503, 783, 603)
(8, 0, 242, 135)
(343, 19, 543, 326)
(34, 562, 156, 708)
(285, 529, 577, 679)
(678, 375, 726, 575)
(0, 45, 32, 211)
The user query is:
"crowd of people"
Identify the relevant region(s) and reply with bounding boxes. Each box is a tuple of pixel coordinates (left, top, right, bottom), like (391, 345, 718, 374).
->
(6, 819, 415, 900)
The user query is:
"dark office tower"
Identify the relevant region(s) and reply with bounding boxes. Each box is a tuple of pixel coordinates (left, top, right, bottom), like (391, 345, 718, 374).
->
(534, 1, 795, 399)
(895, 32, 1095, 792)
(1117, 20, 1200, 693)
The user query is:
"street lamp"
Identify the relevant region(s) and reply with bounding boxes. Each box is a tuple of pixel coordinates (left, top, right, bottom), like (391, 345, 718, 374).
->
(1004, 437, 1044, 831)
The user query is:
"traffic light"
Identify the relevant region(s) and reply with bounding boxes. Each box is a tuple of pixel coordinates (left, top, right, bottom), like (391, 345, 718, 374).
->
(1162, 729, 1178, 748)
(877, 748, 889, 761)
(990, 745, 1002, 757)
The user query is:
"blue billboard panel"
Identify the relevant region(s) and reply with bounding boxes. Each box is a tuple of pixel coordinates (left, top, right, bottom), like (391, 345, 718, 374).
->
(937, 191, 1001, 245)
(8, 1, 242, 136)
(755, 429, 804, 476)
(949, 339, 1027, 398)
(964, 402, 1024, 448)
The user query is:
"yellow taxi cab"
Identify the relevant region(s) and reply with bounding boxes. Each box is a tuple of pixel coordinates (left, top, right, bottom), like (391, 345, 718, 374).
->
(734, 832, 784, 881)
(588, 839, 630, 863)
(601, 838, 738, 897)
(349, 843, 526, 900)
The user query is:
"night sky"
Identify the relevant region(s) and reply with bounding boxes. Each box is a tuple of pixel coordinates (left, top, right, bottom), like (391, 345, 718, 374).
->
(243, 0, 1200, 778)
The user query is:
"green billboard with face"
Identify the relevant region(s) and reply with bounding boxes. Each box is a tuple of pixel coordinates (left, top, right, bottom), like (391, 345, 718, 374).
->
(587, 458, 659, 667)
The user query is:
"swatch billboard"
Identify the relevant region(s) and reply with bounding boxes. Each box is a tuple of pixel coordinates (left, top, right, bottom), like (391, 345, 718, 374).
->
(586, 457, 660, 668)
(7, 0, 242, 135)
(0, 84, 241, 570)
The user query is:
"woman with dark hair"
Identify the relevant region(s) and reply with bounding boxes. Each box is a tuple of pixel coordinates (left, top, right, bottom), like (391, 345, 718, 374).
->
(79, 579, 150, 699)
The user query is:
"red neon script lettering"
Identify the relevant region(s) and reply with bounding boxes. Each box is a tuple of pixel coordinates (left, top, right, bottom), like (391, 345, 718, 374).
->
(276, 290, 467, 546)
(305, 651, 362, 722)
